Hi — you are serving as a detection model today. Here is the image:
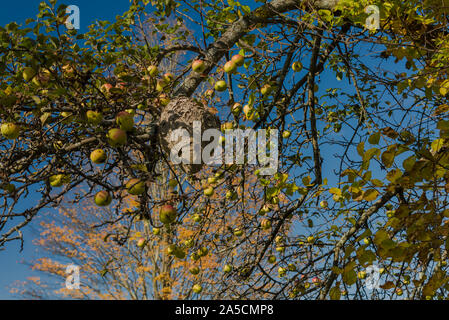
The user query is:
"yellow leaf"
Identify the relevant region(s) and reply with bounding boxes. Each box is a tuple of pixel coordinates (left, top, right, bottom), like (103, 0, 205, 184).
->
(363, 189, 379, 201)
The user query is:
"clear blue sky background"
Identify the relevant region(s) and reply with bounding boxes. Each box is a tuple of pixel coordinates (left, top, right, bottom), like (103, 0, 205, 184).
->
(0, 0, 132, 299)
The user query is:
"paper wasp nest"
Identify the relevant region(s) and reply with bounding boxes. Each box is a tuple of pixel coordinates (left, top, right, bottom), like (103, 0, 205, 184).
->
(158, 96, 221, 174)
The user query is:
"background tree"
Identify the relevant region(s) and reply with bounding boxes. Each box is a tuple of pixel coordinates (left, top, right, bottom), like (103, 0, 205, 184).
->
(2, 0, 449, 300)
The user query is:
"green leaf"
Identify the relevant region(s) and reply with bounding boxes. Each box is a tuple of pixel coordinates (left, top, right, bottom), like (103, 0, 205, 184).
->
(368, 132, 380, 145)
(363, 189, 379, 201)
(329, 286, 341, 300)
(381, 150, 395, 168)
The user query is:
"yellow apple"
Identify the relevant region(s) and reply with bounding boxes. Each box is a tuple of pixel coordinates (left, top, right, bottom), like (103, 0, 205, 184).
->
(214, 80, 227, 92)
(90, 149, 107, 164)
(147, 65, 159, 77)
(292, 61, 303, 72)
(192, 59, 206, 73)
(86, 110, 103, 125)
(1, 123, 20, 139)
(224, 60, 237, 73)
(159, 204, 177, 224)
(192, 284, 202, 294)
(95, 190, 112, 206)
(107, 128, 127, 147)
(231, 54, 244, 66)
(204, 186, 214, 197)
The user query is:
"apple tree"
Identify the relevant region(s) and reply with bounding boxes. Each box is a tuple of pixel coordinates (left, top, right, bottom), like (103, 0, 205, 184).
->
(2, 0, 449, 300)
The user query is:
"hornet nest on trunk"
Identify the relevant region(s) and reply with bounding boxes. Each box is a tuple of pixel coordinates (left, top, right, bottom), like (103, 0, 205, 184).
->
(158, 96, 221, 174)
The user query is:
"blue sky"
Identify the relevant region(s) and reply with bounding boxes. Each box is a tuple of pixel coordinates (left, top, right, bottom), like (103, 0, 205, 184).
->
(0, 0, 132, 299)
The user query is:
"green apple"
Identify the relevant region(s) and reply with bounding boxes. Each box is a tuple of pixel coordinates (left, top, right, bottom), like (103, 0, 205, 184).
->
(198, 247, 208, 257)
(226, 190, 237, 200)
(319, 200, 328, 208)
(107, 128, 127, 147)
(233, 229, 244, 237)
(191, 252, 200, 261)
(214, 80, 227, 92)
(192, 59, 206, 73)
(261, 219, 272, 230)
(270, 196, 279, 205)
(223, 60, 237, 73)
(86, 110, 103, 125)
(192, 284, 202, 294)
(95, 190, 112, 206)
(156, 80, 166, 92)
(147, 65, 159, 77)
(163, 72, 174, 83)
(259, 205, 270, 216)
(137, 238, 146, 248)
(192, 214, 202, 223)
(278, 267, 287, 277)
(292, 62, 303, 72)
(90, 149, 107, 164)
(363, 238, 371, 245)
(223, 264, 233, 273)
(282, 130, 291, 139)
(22, 67, 37, 82)
(49, 174, 65, 187)
(260, 84, 272, 96)
(153, 228, 161, 235)
(115, 111, 134, 131)
(184, 239, 194, 248)
(204, 186, 214, 197)
(158, 93, 170, 106)
(166, 244, 177, 255)
(231, 54, 244, 67)
(267, 255, 276, 264)
(189, 266, 200, 275)
(231, 103, 242, 116)
(1, 123, 20, 139)
(126, 178, 145, 195)
(275, 246, 285, 252)
(396, 288, 403, 296)
(159, 204, 177, 224)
